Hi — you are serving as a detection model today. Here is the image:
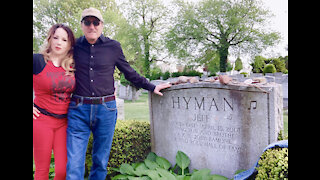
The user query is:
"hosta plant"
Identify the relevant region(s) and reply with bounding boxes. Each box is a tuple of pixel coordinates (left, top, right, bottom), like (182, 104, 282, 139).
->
(111, 151, 229, 180)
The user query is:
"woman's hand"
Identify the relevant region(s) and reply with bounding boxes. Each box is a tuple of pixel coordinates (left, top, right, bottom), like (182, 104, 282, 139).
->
(33, 106, 40, 119)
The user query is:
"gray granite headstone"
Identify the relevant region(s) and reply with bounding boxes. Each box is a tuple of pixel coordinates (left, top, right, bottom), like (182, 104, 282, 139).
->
(148, 82, 283, 178)
(116, 98, 125, 120)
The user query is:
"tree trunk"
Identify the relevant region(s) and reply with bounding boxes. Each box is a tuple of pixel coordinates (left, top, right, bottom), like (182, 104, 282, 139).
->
(143, 35, 150, 78)
(218, 34, 230, 72)
(218, 46, 229, 72)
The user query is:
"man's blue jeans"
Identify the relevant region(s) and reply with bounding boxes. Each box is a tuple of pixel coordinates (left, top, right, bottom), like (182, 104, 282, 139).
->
(66, 99, 117, 180)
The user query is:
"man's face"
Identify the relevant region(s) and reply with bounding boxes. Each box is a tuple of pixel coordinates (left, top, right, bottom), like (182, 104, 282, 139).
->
(81, 16, 103, 44)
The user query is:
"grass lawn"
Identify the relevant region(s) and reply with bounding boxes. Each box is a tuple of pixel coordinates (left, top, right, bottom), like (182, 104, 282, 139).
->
(124, 92, 150, 121)
(283, 113, 288, 137)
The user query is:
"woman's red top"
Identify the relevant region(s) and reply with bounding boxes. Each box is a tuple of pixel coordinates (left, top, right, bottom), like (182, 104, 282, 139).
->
(33, 54, 75, 115)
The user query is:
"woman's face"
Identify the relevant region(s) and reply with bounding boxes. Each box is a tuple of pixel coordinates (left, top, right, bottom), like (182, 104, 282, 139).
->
(50, 27, 70, 56)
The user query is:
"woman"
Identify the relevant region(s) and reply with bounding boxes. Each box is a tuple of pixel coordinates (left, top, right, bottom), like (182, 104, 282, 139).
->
(33, 24, 76, 180)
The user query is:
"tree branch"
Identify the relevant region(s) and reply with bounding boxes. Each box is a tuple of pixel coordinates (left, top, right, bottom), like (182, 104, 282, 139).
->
(150, 55, 170, 64)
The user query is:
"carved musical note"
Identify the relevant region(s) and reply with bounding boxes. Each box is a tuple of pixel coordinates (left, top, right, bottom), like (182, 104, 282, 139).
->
(248, 101, 257, 110)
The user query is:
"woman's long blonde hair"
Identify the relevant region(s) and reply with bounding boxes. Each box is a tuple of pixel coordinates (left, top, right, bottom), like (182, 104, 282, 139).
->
(39, 24, 76, 76)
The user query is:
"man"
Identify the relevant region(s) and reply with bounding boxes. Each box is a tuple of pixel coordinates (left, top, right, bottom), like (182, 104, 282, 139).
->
(66, 7, 171, 180)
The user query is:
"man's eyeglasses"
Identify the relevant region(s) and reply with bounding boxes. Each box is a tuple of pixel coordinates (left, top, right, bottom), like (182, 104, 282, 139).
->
(83, 20, 100, 26)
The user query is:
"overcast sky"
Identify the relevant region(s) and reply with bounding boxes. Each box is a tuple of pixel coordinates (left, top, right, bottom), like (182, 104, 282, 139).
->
(260, 0, 288, 57)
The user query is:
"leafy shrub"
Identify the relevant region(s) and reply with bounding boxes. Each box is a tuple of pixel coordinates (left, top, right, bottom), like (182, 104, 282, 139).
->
(149, 67, 163, 80)
(171, 70, 202, 78)
(111, 151, 229, 180)
(171, 71, 182, 77)
(263, 64, 276, 75)
(235, 57, 243, 71)
(240, 72, 248, 77)
(251, 55, 288, 74)
(162, 71, 171, 80)
(182, 70, 202, 77)
(255, 148, 288, 180)
(120, 73, 131, 86)
(268, 58, 286, 73)
(251, 56, 266, 73)
(85, 120, 151, 177)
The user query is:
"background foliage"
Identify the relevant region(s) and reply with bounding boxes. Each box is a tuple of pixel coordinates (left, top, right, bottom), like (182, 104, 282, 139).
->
(33, 0, 282, 76)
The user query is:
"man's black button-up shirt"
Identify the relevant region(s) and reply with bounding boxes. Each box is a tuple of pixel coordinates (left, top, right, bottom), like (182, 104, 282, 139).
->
(73, 35, 156, 97)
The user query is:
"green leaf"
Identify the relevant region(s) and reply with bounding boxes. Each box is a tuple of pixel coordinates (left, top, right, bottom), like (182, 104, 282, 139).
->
(156, 156, 171, 170)
(136, 177, 151, 180)
(190, 169, 211, 180)
(211, 174, 229, 180)
(156, 167, 176, 180)
(111, 167, 121, 173)
(120, 163, 136, 176)
(135, 162, 149, 176)
(140, 177, 152, 180)
(176, 175, 191, 180)
(145, 159, 160, 170)
(146, 170, 161, 179)
(128, 176, 151, 180)
(111, 174, 129, 180)
(132, 162, 140, 169)
(176, 151, 190, 171)
(146, 152, 158, 162)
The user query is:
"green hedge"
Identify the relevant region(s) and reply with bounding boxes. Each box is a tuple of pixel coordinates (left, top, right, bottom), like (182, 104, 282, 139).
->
(85, 120, 151, 178)
(255, 147, 288, 180)
(263, 64, 276, 75)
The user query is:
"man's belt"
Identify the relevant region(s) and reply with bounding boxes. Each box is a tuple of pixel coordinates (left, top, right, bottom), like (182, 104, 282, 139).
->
(71, 95, 115, 105)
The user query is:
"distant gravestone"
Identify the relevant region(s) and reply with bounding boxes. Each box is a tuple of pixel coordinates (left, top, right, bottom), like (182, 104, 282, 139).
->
(118, 84, 142, 101)
(149, 82, 283, 178)
(116, 98, 125, 120)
